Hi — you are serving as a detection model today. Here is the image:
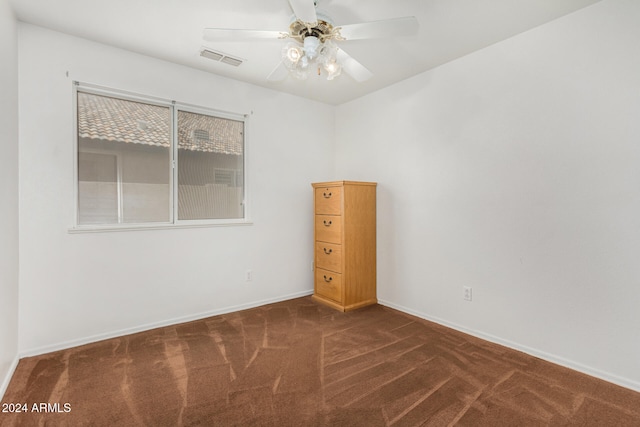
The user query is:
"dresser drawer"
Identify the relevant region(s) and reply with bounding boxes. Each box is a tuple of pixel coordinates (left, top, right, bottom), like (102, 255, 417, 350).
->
(315, 242, 342, 273)
(315, 268, 343, 303)
(315, 186, 342, 215)
(315, 215, 342, 243)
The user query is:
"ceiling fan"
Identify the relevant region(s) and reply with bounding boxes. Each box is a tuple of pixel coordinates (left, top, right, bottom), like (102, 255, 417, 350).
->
(203, 0, 419, 82)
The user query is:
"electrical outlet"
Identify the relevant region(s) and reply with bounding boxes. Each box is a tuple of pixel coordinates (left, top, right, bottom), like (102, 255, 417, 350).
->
(245, 270, 252, 282)
(463, 286, 472, 301)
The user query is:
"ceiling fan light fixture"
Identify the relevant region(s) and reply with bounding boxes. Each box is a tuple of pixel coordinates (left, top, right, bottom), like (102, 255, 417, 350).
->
(303, 36, 320, 59)
(292, 60, 310, 80)
(282, 42, 311, 79)
(324, 59, 341, 80)
(281, 35, 344, 81)
(318, 40, 340, 80)
(283, 43, 303, 65)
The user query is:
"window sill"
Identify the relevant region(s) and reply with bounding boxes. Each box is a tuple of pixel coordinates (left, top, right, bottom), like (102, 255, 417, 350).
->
(68, 220, 253, 234)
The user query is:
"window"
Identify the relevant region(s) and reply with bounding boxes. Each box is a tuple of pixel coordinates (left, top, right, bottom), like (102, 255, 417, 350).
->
(75, 85, 246, 229)
(177, 111, 244, 220)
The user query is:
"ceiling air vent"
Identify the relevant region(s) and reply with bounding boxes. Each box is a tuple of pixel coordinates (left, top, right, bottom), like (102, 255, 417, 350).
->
(221, 56, 243, 67)
(200, 48, 244, 67)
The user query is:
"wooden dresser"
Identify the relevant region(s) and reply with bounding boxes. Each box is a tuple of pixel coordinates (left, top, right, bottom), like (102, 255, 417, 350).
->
(312, 181, 377, 311)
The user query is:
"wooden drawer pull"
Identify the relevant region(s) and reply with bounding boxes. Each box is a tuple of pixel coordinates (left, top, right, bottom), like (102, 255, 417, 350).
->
(323, 275, 333, 282)
(323, 248, 332, 255)
(323, 191, 332, 198)
(323, 220, 332, 226)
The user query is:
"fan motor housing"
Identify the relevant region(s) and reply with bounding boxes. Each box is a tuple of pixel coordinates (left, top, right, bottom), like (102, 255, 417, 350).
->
(289, 10, 340, 42)
(290, 19, 334, 40)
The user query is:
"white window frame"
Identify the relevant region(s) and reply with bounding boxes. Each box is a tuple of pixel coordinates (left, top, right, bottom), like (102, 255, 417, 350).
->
(71, 82, 251, 233)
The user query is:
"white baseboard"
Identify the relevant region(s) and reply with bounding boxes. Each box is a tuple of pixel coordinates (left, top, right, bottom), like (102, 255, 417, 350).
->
(378, 298, 640, 394)
(20, 290, 314, 358)
(0, 356, 20, 401)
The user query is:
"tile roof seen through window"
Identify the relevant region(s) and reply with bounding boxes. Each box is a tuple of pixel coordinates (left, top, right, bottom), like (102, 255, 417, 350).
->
(77, 92, 243, 155)
(177, 110, 243, 155)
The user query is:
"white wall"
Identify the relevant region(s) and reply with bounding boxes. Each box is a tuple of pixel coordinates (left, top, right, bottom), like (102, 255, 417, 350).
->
(336, 0, 640, 391)
(18, 24, 335, 355)
(0, 0, 20, 398)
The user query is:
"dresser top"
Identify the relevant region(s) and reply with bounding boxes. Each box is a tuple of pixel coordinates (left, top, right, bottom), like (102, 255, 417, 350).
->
(312, 181, 377, 188)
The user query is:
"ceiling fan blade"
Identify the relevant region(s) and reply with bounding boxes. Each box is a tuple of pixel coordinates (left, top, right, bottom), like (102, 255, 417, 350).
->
(338, 16, 419, 40)
(336, 48, 373, 83)
(288, 0, 318, 25)
(203, 28, 286, 42)
(267, 62, 289, 82)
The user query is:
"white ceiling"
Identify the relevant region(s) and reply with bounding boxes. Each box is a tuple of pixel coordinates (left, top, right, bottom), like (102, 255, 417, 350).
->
(10, 0, 602, 105)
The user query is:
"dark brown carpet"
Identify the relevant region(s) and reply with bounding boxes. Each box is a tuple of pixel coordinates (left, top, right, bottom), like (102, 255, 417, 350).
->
(2, 297, 639, 426)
